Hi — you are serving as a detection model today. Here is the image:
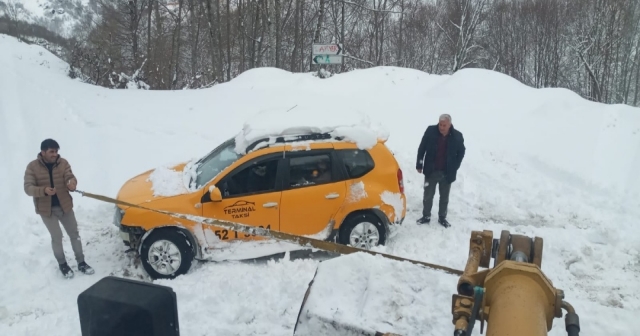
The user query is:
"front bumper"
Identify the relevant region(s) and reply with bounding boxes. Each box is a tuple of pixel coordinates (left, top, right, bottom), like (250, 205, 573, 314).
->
(113, 206, 145, 248)
(113, 206, 124, 227)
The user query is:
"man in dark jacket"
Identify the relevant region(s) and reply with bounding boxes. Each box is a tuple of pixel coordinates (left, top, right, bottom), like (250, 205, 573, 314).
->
(415, 114, 465, 227)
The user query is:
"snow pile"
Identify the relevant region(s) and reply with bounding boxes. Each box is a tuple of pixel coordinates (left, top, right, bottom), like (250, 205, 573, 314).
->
(381, 191, 405, 223)
(234, 105, 389, 154)
(347, 181, 368, 203)
(295, 252, 453, 336)
(0, 34, 639, 336)
(203, 239, 312, 262)
(303, 222, 335, 240)
(147, 165, 188, 197)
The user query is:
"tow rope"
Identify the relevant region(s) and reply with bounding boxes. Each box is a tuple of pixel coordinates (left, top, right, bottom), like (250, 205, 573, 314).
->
(73, 189, 464, 276)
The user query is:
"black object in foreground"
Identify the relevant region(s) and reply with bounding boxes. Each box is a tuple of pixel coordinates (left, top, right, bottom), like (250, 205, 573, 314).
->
(77, 276, 180, 336)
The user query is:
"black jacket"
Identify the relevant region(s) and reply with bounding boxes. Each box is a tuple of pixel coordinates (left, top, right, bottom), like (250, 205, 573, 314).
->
(416, 124, 466, 183)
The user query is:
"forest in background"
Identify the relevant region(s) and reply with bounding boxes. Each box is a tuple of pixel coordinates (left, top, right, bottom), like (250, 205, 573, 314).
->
(1, 0, 639, 107)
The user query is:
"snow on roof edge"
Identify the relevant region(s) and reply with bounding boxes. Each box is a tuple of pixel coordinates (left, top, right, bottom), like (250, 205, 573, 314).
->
(233, 105, 390, 154)
(234, 125, 389, 154)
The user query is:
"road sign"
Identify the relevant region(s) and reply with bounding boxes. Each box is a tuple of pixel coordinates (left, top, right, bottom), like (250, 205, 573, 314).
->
(312, 55, 343, 65)
(312, 43, 343, 55)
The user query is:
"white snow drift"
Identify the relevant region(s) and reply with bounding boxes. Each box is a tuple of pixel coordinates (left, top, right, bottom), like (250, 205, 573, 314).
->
(0, 34, 639, 336)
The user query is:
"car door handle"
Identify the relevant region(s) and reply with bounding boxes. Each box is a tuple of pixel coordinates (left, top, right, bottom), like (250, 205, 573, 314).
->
(263, 202, 278, 208)
(325, 193, 340, 199)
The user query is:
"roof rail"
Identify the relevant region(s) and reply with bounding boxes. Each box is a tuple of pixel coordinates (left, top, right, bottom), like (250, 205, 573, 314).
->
(245, 132, 345, 153)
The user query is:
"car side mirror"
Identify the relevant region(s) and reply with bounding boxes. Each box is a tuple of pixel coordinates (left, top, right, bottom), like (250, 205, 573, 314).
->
(201, 187, 222, 203)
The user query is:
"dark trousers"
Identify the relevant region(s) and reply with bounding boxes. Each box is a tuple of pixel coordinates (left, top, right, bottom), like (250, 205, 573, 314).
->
(422, 171, 451, 219)
(39, 206, 85, 264)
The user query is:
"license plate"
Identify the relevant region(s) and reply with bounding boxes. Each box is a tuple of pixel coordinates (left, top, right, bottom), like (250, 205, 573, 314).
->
(120, 231, 130, 242)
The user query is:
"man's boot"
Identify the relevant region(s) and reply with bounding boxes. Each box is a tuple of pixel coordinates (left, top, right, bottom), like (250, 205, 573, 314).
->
(417, 216, 431, 224)
(78, 261, 95, 275)
(438, 217, 450, 228)
(59, 262, 74, 279)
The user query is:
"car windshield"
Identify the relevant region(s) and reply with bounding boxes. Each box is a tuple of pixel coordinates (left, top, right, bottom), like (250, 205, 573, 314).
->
(192, 138, 243, 189)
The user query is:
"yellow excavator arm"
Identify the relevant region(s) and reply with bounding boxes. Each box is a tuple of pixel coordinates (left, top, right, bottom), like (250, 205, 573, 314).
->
(452, 230, 580, 336)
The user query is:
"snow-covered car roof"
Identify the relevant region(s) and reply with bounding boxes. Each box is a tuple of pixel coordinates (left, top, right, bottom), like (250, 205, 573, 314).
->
(233, 105, 389, 154)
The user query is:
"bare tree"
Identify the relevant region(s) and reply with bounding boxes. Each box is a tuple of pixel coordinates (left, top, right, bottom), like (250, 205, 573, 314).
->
(275, 0, 282, 68)
(438, 0, 488, 72)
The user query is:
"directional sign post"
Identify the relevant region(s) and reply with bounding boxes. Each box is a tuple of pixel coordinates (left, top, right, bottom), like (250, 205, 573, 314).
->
(312, 43, 343, 56)
(312, 55, 343, 65)
(312, 43, 343, 65)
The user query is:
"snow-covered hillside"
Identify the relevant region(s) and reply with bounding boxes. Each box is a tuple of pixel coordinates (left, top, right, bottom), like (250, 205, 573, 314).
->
(4, 0, 94, 38)
(1, 34, 639, 335)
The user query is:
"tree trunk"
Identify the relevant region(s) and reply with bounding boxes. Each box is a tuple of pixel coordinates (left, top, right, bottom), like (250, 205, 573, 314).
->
(154, 0, 164, 87)
(257, 0, 265, 67)
(130, 0, 140, 70)
(239, 0, 245, 73)
(203, 0, 218, 82)
(298, 0, 304, 71)
(146, 0, 151, 75)
(398, 0, 404, 66)
(215, 0, 224, 80)
(263, 0, 271, 66)
(291, 0, 301, 71)
(226, 0, 231, 79)
(188, 0, 198, 79)
(173, 0, 184, 88)
(311, 0, 326, 71)
(275, 0, 282, 68)
(378, 0, 388, 65)
(341, 0, 345, 72)
(251, 0, 260, 68)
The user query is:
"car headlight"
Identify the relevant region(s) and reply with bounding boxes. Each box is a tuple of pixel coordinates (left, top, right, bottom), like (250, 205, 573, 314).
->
(113, 206, 124, 227)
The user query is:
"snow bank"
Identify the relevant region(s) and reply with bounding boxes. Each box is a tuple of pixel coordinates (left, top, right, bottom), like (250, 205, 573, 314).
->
(202, 239, 312, 262)
(295, 252, 454, 336)
(234, 105, 389, 154)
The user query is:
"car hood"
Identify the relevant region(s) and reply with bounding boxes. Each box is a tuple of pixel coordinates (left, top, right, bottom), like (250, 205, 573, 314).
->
(116, 162, 190, 208)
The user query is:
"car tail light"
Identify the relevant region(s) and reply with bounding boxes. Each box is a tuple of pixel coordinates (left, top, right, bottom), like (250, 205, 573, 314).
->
(397, 168, 404, 194)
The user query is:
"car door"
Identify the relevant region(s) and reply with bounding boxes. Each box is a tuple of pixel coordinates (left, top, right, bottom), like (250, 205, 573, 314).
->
(279, 149, 347, 237)
(202, 152, 286, 242)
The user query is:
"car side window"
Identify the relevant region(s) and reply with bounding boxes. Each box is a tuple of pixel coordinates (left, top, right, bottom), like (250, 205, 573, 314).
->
(289, 154, 332, 188)
(219, 159, 279, 197)
(336, 149, 375, 179)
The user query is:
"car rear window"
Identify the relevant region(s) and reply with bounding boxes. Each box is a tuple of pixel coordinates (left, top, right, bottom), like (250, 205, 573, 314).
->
(337, 149, 375, 178)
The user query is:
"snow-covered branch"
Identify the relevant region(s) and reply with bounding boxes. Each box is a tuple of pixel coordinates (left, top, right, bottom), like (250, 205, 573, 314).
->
(333, 0, 402, 14)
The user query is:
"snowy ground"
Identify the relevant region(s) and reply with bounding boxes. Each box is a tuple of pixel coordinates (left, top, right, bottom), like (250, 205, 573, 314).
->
(1, 34, 639, 335)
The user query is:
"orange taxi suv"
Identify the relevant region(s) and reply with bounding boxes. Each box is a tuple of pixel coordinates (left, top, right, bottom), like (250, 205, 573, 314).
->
(113, 132, 406, 279)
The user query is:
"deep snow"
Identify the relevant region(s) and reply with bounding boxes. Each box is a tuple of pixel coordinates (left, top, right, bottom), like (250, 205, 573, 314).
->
(1, 34, 639, 335)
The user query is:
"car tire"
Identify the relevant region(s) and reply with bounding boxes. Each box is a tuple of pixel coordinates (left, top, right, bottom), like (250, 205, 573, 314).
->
(338, 212, 387, 249)
(140, 229, 195, 280)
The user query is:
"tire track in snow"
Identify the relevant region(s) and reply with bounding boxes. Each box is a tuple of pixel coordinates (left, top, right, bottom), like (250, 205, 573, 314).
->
(0, 38, 43, 325)
(0, 45, 36, 219)
(0, 44, 29, 209)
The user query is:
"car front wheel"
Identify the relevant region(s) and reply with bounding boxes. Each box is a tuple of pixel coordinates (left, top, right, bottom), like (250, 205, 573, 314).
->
(338, 213, 387, 250)
(140, 229, 195, 280)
